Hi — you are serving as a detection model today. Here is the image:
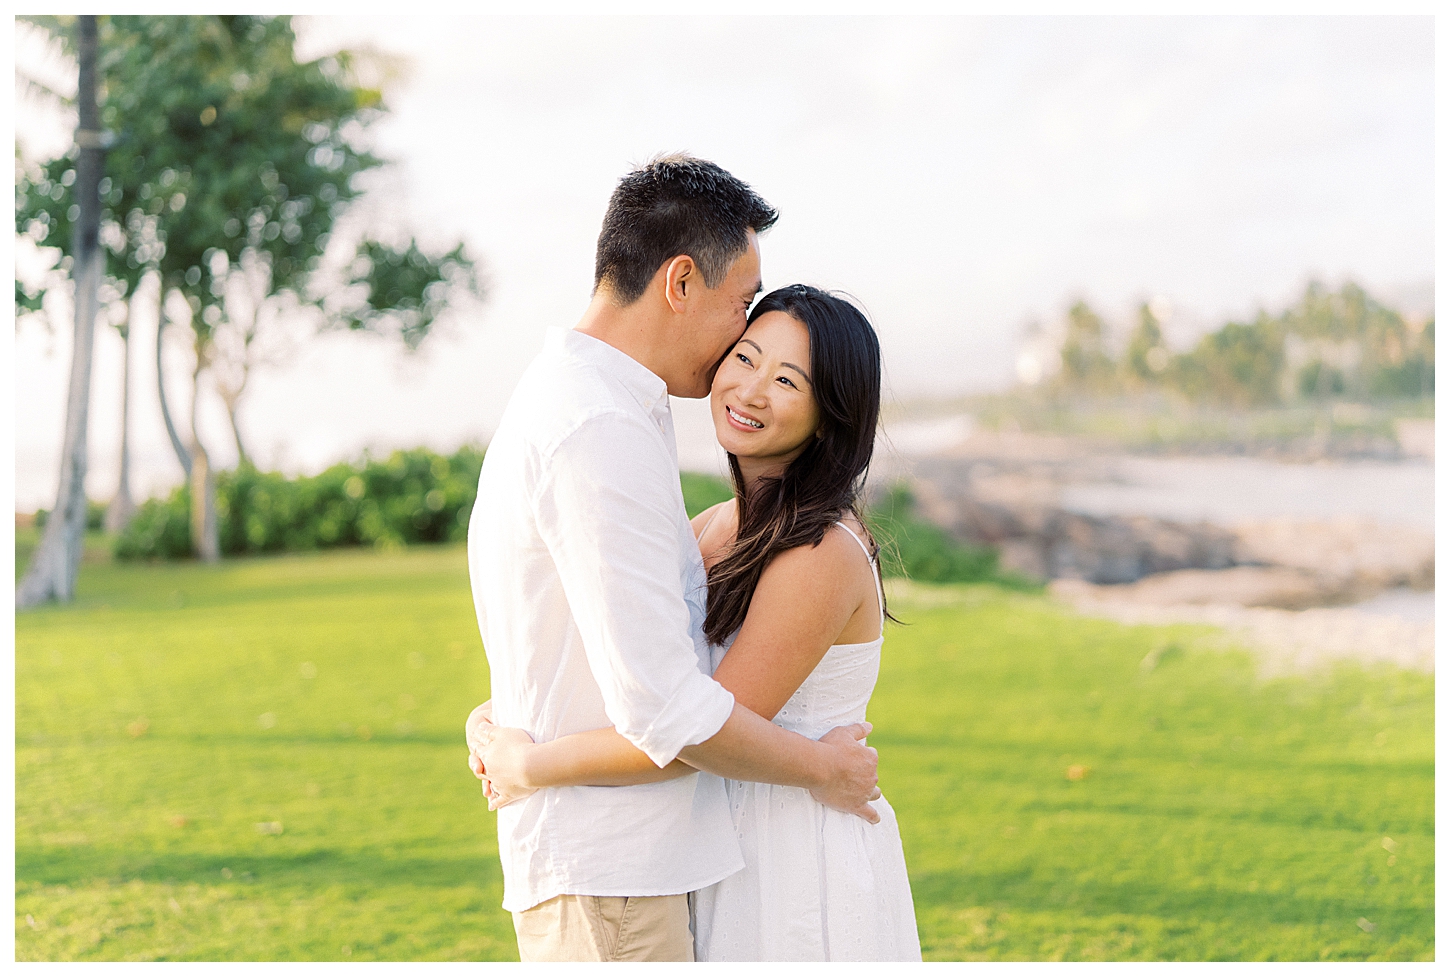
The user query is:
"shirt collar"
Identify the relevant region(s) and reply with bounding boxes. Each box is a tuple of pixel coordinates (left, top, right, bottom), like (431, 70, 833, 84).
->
(552, 328, 671, 418)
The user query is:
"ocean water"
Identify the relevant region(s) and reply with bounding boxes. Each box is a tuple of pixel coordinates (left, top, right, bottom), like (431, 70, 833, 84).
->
(1058, 455, 1434, 531)
(1348, 587, 1436, 623)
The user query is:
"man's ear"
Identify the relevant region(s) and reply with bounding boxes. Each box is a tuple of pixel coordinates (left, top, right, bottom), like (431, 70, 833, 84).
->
(663, 254, 695, 314)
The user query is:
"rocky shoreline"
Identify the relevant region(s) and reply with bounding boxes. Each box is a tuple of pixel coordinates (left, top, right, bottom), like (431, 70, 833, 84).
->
(873, 428, 1435, 673)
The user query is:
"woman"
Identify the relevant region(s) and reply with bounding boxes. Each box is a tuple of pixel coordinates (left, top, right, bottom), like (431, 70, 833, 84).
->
(471, 285, 920, 961)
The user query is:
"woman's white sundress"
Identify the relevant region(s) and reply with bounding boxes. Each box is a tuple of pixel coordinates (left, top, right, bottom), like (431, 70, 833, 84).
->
(690, 520, 922, 961)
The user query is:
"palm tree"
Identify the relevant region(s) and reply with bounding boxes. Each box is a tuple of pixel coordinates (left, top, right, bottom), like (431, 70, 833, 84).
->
(17, 15, 107, 607)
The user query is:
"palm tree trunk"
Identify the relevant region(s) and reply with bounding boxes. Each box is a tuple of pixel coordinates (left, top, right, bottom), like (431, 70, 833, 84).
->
(190, 444, 218, 562)
(17, 16, 105, 609)
(225, 396, 251, 468)
(156, 293, 193, 478)
(104, 319, 137, 532)
(188, 341, 220, 562)
(218, 348, 254, 468)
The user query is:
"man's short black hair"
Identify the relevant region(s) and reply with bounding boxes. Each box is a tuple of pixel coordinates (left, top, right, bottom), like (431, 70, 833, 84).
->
(594, 154, 779, 305)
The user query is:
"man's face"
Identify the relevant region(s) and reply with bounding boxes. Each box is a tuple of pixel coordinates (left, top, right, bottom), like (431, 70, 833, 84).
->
(680, 230, 762, 398)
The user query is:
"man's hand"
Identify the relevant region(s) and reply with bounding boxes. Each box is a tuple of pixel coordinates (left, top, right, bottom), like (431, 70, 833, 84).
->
(809, 722, 882, 824)
(469, 724, 539, 810)
(465, 700, 498, 802)
(465, 700, 495, 755)
(464, 699, 539, 810)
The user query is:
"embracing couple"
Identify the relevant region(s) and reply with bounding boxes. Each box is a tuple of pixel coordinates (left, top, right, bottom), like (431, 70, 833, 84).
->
(463, 154, 920, 962)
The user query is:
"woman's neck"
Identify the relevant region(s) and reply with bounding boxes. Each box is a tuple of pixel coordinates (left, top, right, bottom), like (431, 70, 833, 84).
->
(734, 455, 789, 497)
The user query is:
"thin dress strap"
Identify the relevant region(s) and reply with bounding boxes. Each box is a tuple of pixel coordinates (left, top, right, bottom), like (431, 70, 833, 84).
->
(698, 501, 729, 540)
(835, 521, 886, 632)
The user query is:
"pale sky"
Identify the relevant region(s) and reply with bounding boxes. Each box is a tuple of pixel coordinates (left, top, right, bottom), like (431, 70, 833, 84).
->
(12, 15, 1435, 511)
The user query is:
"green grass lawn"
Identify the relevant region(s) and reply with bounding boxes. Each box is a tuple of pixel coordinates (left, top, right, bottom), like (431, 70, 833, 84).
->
(14, 546, 1433, 960)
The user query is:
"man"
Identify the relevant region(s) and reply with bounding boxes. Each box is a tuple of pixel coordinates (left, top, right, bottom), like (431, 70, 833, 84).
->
(464, 155, 879, 962)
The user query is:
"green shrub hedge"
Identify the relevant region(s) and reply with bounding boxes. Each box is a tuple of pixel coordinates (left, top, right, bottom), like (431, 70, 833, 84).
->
(114, 453, 1034, 589)
(866, 483, 1035, 587)
(676, 475, 1035, 588)
(119, 454, 729, 561)
(33, 500, 107, 531)
(115, 447, 486, 560)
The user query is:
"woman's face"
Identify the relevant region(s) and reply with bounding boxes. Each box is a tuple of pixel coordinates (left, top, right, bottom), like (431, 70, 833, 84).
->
(710, 310, 822, 470)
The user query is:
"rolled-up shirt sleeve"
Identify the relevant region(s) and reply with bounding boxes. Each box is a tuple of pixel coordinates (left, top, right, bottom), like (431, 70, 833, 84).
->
(532, 409, 736, 767)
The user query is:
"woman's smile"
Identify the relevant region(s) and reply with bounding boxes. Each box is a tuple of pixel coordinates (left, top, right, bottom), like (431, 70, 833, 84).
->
(725, 405, 764, 430)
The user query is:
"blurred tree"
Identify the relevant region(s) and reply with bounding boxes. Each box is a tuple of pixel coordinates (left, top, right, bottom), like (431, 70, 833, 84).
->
(1161, 281, 1431, 407)
(1295, 360, 1345, 399)
(14, 17, 139, 535)
(1056, 300, 1116, 393)
(106, 306, 139, 531)
(1123, 302, 1168, 387)
(1168, 315, 1284, 408)
(16, 15, 106, 608)
(16, 15, 483, 562)
(1016, 281, 1429, 408)
(1279, 280, 1429, 400)
(1409, 316, 1434, 397)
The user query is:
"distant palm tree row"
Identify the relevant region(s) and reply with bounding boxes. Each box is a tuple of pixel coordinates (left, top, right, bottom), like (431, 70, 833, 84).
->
(1035, 281, 1432, 407)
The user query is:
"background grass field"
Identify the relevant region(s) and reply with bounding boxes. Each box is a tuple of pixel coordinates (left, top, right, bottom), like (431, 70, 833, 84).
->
(14, 537, 1433, 960)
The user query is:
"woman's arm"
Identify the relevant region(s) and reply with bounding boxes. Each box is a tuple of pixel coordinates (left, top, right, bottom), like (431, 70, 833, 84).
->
(708, 525, 876, 721)
(472, 526, 875, 801)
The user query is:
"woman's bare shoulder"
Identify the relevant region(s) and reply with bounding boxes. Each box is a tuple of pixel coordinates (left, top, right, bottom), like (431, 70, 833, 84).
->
(833, 511, 871, 545)
(762, 516, 874, 582)
(690, 498, 735, 541)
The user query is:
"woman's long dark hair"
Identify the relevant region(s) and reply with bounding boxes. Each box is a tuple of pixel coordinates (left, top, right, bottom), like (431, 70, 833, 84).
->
(704, 284, 888, 645)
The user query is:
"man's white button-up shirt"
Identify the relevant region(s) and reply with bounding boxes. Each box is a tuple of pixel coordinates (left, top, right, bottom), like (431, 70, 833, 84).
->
(468, 327, 743, 912)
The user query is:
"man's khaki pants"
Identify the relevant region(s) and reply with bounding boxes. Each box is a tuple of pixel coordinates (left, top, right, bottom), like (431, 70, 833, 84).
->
(512, 893, 694, 962)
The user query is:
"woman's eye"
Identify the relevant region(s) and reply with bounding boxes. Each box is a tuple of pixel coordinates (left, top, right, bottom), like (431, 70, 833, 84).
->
(777, 376, 796, 388)
(736, 353, 752, 365)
